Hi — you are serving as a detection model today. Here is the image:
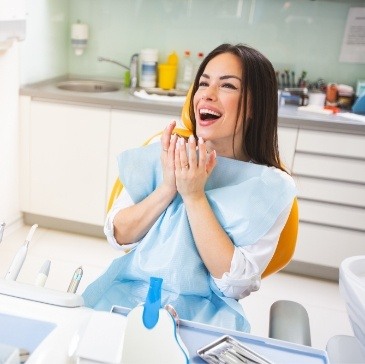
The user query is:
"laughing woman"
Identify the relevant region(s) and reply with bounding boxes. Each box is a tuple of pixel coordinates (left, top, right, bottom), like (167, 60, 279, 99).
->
(82, 43, 296, 332)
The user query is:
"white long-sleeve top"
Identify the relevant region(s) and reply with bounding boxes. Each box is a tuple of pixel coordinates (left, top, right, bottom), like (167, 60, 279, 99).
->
(104, 188, 292, 300)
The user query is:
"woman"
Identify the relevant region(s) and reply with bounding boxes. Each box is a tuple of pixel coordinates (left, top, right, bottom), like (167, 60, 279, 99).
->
(82, 43, 296, 332)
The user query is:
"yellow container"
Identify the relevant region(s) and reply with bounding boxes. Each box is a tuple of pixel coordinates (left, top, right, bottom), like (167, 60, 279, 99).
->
(167, 51, 179, 66)
(158, 64, 177, 90)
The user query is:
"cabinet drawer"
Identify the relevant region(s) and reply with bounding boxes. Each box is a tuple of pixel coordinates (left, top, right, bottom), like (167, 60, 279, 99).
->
(296, 129, 365, 159)
(294, 222, 365, 268)
(293, 153, 365, 183)
(294, 176, 365, 207)
(299, 200, 365, 231)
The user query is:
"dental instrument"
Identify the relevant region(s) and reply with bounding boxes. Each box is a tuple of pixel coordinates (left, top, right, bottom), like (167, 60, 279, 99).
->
(67, 266, 83, 293)
(4, 224, 38, 281)
(0, 222, 5, 244)
(197, 335, 273, 364)
(35, 260, 51, 287)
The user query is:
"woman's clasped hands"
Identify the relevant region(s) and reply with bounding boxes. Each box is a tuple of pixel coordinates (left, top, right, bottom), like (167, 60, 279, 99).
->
(161, 121, 216, 201)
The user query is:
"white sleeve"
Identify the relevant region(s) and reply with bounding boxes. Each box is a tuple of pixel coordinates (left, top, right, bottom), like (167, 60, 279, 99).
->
(103, 188, 139, 251)
(212, 203, 292, 300)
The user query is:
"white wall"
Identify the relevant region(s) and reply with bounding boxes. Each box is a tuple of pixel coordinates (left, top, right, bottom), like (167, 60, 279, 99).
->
(0, 0, 69, 234)
(0, 42, 21, 231)
(20, 0, 69, 85)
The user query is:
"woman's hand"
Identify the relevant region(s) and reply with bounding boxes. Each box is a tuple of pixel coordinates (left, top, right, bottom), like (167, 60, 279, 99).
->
(175, 135, 216, 201)
(160, 121, 178, 197)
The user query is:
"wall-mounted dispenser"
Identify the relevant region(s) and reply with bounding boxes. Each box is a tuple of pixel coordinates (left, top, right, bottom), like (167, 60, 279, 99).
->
(0, 0, 27, 51)
(71, 20, 89, 56)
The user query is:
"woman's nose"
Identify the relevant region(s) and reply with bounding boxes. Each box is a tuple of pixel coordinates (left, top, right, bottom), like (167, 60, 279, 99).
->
(201, 86, 217, 101)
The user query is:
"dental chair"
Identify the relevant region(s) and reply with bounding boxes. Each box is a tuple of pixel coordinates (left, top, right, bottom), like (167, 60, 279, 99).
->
(106, 87, 310, 347)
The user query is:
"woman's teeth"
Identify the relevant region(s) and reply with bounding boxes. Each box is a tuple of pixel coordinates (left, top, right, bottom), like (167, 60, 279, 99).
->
(199, 108, 221, 121)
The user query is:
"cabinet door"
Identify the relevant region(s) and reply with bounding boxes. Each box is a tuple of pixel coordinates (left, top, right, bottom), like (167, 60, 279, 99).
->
(108, 110, 179, 195)
(28, 101, 110, 225)
(278, 126, 298, 172)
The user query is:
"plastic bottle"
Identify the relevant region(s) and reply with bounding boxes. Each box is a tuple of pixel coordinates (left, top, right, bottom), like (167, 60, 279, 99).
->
(177, 50, 193, 91)
(194, 52, 204, 76)
(167, 51, 179, 67)
(139, 49, 158, 88)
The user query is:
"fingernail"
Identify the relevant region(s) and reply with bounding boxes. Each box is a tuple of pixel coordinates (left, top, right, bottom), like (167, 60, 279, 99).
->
(179, 137, 185, 146)
(189, 135, 195, 143)
(198, 137, 204, 144)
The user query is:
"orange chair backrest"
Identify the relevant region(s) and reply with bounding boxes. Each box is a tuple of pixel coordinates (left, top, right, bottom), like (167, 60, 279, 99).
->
(107, 86, 298, 278)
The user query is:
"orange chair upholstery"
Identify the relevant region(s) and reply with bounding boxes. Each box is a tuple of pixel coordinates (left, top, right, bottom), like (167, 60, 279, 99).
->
(107, 86, 298, 278)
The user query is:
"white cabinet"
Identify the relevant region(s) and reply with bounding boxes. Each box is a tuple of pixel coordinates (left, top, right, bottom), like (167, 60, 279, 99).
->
(20, 98, 110, 226)
(291, 129, 365, 275)
(19, 99, 179, 226)
(278, 126, 298, 172)
(107, 110, 179, 196)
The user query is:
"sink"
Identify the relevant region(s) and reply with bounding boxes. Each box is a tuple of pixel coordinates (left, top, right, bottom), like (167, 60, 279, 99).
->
(57, 80, 121, 93)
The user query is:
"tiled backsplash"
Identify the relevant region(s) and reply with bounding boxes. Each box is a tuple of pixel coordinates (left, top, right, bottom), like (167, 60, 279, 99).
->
(21, 0, 365, 88)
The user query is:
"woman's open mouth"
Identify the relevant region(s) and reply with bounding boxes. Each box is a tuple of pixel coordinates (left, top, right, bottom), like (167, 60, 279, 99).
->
(199, 108, 222, 122)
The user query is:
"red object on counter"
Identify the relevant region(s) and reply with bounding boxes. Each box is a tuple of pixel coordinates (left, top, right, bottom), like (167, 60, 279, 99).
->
(324, 105, 340, 114)
(326, 83, 338, 104)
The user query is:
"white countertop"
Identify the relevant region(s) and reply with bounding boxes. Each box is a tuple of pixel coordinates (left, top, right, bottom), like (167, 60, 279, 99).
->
(20, 75, 365, 135)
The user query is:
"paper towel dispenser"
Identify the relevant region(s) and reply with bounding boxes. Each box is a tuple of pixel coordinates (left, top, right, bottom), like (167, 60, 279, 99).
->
(0, 0, 27, 47)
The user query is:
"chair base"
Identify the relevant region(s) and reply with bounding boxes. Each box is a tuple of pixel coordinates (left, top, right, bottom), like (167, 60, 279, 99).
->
(269, 300, 311, 346)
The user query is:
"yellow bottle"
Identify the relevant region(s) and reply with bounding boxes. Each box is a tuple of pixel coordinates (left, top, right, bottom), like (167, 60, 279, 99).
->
(167, 51, 179, 66)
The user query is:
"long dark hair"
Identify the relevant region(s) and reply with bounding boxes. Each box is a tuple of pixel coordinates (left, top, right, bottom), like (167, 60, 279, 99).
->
(189, 43, 285, 172)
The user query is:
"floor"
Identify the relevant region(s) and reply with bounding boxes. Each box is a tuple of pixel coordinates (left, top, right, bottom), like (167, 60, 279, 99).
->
(0, 224, 354, 352)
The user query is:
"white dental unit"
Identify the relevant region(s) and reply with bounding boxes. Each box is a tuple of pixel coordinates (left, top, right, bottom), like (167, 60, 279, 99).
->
(0, 281, 330, 364)
(0, 225, 364, 363)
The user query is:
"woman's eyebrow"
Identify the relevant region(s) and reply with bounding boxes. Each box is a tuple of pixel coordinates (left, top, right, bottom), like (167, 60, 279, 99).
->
(201, 73, 241, 81)
(221, 75, 241, 81)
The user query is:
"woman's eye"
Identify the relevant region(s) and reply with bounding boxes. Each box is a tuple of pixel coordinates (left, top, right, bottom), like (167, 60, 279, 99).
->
(198, 81, 209, 87)
(222, 83, 238, 90)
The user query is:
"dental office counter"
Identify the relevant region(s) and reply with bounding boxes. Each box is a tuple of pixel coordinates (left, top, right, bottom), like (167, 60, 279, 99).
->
(19, 78, 365, 281)
(20, 76, 365, 134)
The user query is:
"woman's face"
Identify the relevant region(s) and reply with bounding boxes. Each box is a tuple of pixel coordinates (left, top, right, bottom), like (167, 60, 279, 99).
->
(193, 52, 246, 159)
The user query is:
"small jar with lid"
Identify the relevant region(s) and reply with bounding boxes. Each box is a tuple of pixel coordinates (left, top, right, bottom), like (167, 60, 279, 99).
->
(139, 49, 158, 88)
